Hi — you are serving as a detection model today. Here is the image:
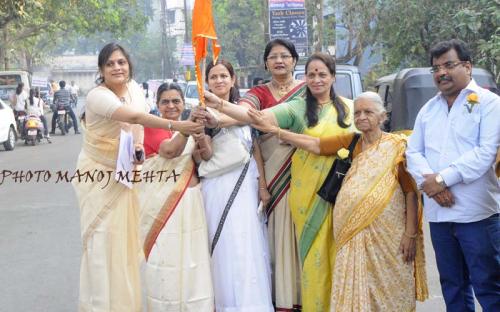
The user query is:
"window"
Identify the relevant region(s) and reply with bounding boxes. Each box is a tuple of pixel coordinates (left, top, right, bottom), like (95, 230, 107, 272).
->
(166, 10, 175, 24)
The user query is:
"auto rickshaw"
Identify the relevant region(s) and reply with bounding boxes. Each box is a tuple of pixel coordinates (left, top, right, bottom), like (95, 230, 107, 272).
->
(375, 67, 499, 176)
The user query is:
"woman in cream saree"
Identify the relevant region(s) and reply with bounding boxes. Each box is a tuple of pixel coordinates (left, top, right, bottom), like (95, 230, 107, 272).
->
(137, 138, 214, 312)
(331, 133, 428, 311)
(72, 44, 204, 312)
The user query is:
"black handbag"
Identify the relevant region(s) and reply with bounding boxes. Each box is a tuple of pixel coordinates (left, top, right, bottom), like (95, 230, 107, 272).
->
(317, 133, 361, 204)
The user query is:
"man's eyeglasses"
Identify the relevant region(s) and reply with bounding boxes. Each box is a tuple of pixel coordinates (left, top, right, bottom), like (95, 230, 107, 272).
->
(430, 61, 468, 73)
(159, 99, 182, 105)
(267, 54, 293, 61)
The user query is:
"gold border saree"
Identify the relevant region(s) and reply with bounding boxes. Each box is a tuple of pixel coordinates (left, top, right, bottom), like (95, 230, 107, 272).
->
(331, 134, 428, 311)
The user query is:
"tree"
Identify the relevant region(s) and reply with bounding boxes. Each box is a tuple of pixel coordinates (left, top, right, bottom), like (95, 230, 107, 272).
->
(0, 0, 148, 70)
(375, 0, 500, 81)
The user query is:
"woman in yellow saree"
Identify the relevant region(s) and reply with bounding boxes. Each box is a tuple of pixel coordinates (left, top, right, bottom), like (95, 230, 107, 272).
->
(247, 91, 429, 311)
(72, 44, 203, 312)
(204, 53, 353, 311)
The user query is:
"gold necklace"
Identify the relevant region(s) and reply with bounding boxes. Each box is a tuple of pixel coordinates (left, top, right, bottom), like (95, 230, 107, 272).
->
(271, 78, 294, 98)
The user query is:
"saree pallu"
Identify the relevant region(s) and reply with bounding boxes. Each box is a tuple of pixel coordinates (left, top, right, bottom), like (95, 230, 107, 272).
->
(288, 105, 351, 312)
(256, 84, 306, 311)
(73, 123, 142, 312)
(137, 140, 214, 312)
(331, 134, 428, 312)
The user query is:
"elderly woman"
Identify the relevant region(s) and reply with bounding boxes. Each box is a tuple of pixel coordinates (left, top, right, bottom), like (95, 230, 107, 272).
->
(138, 82, 214, 311)
(204, 52, 353, 311)
(72, 43, 203, 312)
(248, 91, 429, 311)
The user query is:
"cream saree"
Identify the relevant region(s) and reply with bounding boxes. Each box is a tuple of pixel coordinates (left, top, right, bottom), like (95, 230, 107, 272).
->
(73, 82, 146, 312)
(137, 138, 214, 312)
(331, 134, 428, 312)
(259, 84, 306, 311)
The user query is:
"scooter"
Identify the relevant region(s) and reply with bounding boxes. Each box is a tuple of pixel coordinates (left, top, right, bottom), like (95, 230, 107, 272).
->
(24, 115, 45, 145)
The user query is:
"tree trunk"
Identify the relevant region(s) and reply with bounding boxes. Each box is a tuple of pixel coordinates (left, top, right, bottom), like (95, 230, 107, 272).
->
(315, 0, 324, 52)
(1, 29, 8, 70)
(263, 0, 270, 43)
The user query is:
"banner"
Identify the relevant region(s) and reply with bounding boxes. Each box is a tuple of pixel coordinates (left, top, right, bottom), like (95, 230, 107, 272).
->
(269, 0, 308, 56)
(31, 76, 48, 88)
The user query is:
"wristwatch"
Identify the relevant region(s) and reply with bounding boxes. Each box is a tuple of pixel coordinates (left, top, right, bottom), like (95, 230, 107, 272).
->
(435, 174, 447, 187)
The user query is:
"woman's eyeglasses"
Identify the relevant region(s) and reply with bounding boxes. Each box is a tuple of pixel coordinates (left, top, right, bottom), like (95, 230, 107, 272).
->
(267, 54, 293, 62)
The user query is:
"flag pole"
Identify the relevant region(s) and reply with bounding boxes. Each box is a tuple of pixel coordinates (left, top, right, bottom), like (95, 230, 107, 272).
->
(201, 57, 206, 108)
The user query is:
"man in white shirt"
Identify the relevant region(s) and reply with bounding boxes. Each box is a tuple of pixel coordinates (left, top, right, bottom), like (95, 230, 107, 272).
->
(69, 80, 80, 107)
(406, 39, 500, 312)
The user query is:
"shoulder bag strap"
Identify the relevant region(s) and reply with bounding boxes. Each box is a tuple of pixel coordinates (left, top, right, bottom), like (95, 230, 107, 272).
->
(348, 133, 361, 160)
(210, 144, 254, 256)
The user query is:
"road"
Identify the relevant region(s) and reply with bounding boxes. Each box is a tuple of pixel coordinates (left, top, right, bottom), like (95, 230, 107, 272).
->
(0, 102, 479, 311)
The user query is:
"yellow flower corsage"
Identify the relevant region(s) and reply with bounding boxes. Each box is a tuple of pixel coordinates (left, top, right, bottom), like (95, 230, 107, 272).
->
(337, 148, 350, 160)
(465, 92, 479, 113)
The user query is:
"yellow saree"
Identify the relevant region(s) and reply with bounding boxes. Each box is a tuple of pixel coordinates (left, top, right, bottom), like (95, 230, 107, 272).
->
(331, 134, 428, 312)
(272, 97, 352, 311)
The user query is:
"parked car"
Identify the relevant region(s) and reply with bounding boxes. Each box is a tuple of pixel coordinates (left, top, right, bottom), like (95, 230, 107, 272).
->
(184, 81, 201, 109)
(0, 99, 17, 150)
(375, 67, 498, 132)
(0, 71, 31, 103)
(294, 64, 363, 100)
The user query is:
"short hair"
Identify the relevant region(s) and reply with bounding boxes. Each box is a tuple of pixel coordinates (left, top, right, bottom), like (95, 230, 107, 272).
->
(59, 80, 66, 88)
(429, 39, 472, 65)
(156, 82, 185, 105)
(97, 42, 133, 84)
(263, 38, 299, 70)
(354, 91, 387, 116)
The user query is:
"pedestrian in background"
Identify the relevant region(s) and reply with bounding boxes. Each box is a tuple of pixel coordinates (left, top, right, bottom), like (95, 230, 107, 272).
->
(406, 39, 500, 312)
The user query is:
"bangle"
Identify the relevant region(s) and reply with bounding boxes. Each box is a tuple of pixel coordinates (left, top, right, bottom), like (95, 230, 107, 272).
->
(403, 232, 418, 239)
(259, 187, 267, 190)
(277, 127, 281, 140)
(180, 132, 190, 138)
(167, 120, 173, 131)
(219, 98, 224, 111)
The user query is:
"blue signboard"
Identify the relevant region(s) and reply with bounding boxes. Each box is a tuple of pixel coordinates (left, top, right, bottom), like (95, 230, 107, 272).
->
(269, 6, 308, 56)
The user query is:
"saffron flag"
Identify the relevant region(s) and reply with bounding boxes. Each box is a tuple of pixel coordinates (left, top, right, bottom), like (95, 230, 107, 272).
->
(192, 0, 221, 106)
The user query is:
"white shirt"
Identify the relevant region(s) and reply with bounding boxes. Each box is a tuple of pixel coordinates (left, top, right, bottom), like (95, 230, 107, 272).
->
(69, 85, 79, 95)
(406, 79, 500, 223)
(14, 91, 28, 112)
(27, 97, 45, 117)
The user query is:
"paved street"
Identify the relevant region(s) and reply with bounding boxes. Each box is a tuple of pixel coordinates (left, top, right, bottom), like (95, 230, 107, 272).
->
(0, 105, 478, 312)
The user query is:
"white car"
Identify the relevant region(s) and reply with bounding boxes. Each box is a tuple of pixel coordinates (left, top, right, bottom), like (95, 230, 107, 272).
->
(184, 81, 200, 110)
(0, 99, 17, 150)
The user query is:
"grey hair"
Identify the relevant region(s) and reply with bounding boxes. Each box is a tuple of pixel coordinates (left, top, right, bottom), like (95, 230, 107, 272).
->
(354, 91, 386, 114)
(354, 91, 387, 126)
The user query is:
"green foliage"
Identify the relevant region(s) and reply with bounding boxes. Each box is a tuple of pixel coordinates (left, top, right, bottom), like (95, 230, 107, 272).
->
(212, 0, 267, 67)
(0, 0, 148, 70)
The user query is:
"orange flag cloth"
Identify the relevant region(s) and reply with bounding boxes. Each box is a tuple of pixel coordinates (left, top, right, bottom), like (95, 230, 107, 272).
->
(192, 0, 221, 106)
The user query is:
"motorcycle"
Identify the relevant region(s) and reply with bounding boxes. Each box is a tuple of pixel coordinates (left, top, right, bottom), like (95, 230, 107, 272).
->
(24, 115, 45, 145)
(55, 104, 73, 135)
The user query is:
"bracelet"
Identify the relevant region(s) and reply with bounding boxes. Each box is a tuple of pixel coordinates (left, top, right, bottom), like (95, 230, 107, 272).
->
(403, 232, 418, 239)
(167, 120, 173, 131)
(218, 98, 224, 111)
(259, 187, 267, 190)
(277, 127, 281, 140)
(180, 132, 190, 138)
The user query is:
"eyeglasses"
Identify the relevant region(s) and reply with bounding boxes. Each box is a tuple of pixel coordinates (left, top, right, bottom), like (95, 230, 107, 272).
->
(159, 99, 182, 105)
(267, 54, 293, 61)
(430, 61, 468, 73)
